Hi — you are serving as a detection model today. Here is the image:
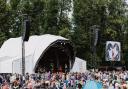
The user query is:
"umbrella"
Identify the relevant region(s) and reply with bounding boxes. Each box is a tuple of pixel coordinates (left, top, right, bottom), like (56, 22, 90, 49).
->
(83, 80, 100, 89)
(96, 82, 103, 89)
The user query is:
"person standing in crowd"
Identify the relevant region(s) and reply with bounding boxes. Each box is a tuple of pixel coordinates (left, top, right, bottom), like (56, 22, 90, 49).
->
(25, 73, 29, 81)
(65, 64, 68, 73)
(12, 77, 20, 89)
(0, 75, 3, 87)
(108, 80, 114, 89)
(1, 82, 9, 89)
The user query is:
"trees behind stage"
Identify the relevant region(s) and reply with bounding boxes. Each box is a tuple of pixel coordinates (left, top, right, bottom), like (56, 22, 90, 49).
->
(0, 0, 128, 69)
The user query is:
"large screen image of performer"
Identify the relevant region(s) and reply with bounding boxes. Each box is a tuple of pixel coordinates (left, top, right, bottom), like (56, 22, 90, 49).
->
(106, 41, 121, 61)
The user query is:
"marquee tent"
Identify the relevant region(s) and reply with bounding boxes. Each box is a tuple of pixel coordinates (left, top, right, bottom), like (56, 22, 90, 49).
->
(0, 34, 74, 74)
(71, 57, 87, 73)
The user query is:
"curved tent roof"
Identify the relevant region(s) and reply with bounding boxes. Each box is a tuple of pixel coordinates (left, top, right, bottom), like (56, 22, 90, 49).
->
(0, 34, 74, 73)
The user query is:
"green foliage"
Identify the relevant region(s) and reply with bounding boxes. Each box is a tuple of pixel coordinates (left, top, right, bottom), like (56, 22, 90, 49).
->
(59, 27, 72, 39)
(0, 0, 128, 69)
(42, 0, 59, 35)
(73, 0, 128, 68)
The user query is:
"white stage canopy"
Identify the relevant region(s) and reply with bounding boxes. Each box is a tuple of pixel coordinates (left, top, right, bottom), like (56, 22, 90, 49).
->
(0, 34, 74, 74)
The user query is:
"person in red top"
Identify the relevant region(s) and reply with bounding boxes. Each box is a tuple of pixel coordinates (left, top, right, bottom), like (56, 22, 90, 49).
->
(27, 80, 33, 89)
(59, 66, 62, 73)
(121, 80, 127, 89)
(2, 82, 9, 89)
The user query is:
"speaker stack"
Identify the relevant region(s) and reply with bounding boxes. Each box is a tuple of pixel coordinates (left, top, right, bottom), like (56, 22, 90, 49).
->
(23, 19, 30, 41)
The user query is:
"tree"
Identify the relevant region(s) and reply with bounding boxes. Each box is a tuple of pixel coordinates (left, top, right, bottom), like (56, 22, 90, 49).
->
(19, 0, 45, 35)
(73, 0, 128, 68)
(0, 0, 11, 45)
(41, 0, 59, 35)
(42, 0, 72, 36)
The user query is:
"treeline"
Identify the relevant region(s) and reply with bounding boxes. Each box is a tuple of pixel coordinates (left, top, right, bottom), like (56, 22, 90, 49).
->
(0, 0, 128, 68)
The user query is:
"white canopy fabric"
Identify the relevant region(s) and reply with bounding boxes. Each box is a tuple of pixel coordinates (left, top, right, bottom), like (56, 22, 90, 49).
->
(71, 57, 87, 73)
(0, 34, 69, 73)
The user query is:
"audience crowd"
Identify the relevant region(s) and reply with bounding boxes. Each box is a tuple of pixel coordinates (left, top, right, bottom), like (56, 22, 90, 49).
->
(0, 70, 128, 89)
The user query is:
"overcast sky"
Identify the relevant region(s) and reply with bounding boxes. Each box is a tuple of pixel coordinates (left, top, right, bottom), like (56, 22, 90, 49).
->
(126, 0, 128, 4)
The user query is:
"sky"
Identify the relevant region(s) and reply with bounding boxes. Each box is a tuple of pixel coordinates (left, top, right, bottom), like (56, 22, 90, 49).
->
(126, 0, 128, 4)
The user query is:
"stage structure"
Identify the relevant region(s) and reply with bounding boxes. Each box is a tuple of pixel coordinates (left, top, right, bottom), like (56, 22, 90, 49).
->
(0, 34, 75, 74)
(106, 41, 121, 61)
(71, 57, 87, 73)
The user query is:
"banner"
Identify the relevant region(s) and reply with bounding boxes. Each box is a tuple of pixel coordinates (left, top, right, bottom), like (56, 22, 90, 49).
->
(106, 41, 121, 61)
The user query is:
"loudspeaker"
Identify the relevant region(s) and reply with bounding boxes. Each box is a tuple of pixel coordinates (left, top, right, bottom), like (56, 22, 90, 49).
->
(23, 19, 30, 41)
